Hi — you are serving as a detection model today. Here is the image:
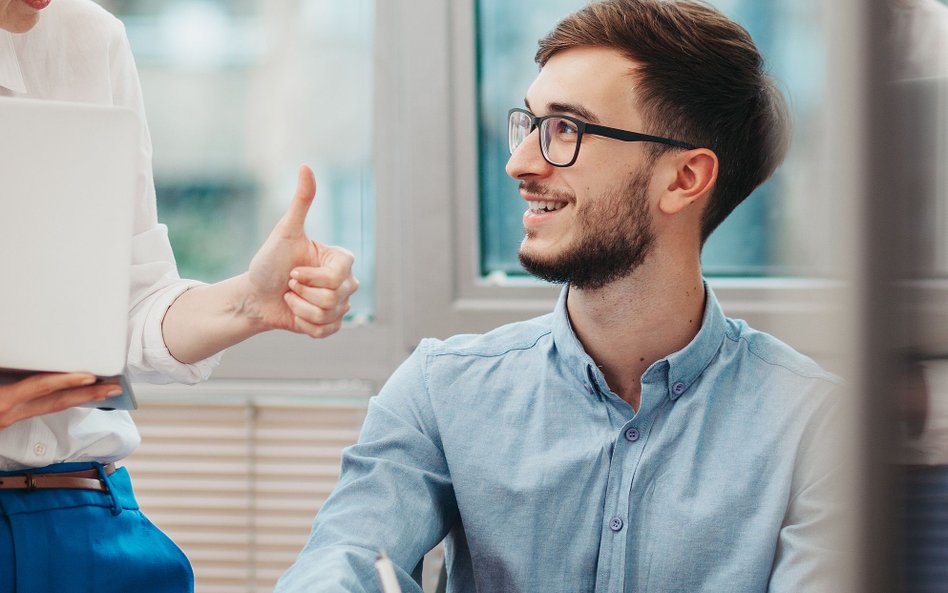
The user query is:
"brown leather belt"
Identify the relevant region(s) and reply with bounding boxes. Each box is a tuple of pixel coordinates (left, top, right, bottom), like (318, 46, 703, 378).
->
(0, 463, 116, 492)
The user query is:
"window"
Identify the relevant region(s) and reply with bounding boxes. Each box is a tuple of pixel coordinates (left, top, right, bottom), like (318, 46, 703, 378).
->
(103, 0, 375, 319)
(96, 0, 395, 383)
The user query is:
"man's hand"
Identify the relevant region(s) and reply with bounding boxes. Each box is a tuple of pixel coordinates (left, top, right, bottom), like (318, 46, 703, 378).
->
(0, 374, 120, 429)
(246, 165, 359, 338)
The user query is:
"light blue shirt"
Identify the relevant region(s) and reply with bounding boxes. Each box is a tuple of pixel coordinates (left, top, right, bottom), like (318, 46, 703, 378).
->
(277, 284, 841, 593)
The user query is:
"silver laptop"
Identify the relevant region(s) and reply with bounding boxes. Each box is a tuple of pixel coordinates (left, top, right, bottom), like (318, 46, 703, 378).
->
(0, 98, 139, 409)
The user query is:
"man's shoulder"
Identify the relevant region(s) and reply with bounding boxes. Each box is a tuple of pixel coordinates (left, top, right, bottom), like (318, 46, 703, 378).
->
(418, 313, 556, 361)
(722, 317, 840, 387)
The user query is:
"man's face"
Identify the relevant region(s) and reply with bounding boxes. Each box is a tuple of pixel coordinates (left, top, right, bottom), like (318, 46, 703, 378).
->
(506, 46, 660, 290)
(0, 0, 49, 33)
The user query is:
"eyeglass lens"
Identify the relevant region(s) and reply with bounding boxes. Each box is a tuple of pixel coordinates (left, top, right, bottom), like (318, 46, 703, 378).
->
(541, 117, 579, 166)
(508, 111, 580, 166)
(508, 111, 531, 155)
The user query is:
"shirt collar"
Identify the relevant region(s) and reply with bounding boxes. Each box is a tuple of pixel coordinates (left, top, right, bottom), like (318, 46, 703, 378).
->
(551, 280, 727, 401)
(661, 281, 727, 400)
(0, 30, 27, 94)
(550, 285, 594, 373)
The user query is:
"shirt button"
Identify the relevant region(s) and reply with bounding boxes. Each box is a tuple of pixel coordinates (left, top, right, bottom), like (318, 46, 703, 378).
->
(624, 427, 640, 442)
(609, 516, 624, 532)
(33, 442, 47, 456)
(671, 381, 686, 395)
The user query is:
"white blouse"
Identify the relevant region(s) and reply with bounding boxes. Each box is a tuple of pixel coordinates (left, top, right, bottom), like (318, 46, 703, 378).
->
(0, 0, 221, 470)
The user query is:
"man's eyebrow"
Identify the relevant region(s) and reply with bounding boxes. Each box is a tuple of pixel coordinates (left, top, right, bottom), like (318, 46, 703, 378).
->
(523, 98, 600, 123)
(547, 102, 599, 123)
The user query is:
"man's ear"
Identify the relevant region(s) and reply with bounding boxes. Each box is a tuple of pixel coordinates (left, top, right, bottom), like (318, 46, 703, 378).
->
(657, 148, 718, 215)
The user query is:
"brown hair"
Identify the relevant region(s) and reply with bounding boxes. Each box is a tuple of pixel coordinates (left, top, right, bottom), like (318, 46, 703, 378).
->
(536, 0, 791, 243)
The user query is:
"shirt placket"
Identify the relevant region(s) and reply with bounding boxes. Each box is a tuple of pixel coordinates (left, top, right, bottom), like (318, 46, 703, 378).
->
(594, 373, 667, 593)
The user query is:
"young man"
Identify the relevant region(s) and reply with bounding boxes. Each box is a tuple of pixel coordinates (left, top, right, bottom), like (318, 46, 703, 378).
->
(276, 1, 840, 592)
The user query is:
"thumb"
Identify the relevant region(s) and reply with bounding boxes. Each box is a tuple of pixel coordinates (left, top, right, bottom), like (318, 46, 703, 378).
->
(283, 164, 317, 231)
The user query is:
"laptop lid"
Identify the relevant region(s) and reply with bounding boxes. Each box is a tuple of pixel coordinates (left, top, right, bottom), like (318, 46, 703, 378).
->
(0, 97, 139, 379)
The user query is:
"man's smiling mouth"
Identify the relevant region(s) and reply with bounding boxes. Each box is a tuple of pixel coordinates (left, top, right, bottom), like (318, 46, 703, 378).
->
(526, 200, 567, 213)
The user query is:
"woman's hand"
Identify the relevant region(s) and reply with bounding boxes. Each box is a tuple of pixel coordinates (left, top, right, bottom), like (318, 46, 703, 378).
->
(246, 164, 359, 337)
(0, 373, 120, 429)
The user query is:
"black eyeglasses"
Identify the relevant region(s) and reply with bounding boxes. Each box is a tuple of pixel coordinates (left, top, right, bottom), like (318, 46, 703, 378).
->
(507, 107, 696, 167)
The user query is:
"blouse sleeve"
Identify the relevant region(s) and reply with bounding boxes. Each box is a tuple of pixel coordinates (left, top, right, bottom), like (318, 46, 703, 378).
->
(105, 20, 222, 384)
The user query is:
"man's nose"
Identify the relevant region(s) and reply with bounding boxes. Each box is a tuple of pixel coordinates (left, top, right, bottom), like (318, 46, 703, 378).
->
(505, 129, 554, 180)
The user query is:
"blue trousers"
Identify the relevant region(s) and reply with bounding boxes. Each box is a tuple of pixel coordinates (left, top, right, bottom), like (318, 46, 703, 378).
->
(0, 462, 193, 593)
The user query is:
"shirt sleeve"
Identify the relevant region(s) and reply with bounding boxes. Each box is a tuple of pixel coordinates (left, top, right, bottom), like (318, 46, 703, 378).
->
(275, 342, 458, 593)
(105, 20, 222, 384)
(768, 390, 850, 593)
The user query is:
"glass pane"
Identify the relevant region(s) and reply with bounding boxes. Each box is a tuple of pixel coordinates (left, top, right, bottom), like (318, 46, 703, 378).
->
(97, 0, 375, 317)
(477, 0, 830, 278)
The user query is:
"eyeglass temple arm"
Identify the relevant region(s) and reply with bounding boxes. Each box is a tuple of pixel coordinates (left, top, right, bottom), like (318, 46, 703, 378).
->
(583, 122, 696, 150)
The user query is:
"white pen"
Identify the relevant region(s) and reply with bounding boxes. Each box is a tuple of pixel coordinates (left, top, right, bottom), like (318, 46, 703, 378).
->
(375, 550, 403, 593)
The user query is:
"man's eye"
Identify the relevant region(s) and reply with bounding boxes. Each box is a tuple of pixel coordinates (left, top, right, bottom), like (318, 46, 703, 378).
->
(554, 119, 578, 136)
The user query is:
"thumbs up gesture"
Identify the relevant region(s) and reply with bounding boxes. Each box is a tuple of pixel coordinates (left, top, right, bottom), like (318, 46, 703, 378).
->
(246, 165, 359, 338)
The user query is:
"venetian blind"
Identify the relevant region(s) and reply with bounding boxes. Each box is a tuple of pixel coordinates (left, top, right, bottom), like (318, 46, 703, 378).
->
(120, 389, 368, 593)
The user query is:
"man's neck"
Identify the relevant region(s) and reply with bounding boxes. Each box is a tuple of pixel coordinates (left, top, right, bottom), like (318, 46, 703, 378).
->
(566, 261, 706, 412)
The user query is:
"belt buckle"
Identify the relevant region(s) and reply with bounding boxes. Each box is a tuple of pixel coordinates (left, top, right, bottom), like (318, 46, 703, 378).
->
(24, 471, 36, 491)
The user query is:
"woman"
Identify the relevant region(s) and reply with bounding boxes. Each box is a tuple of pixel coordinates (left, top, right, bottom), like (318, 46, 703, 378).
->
(0, 0, 358, 591)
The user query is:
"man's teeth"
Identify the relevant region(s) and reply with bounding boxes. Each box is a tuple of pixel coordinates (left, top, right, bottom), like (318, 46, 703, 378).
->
(528, 201, 565, 213)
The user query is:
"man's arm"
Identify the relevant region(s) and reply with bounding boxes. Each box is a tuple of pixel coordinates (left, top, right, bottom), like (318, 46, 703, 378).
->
(275, 343, 458, 593)
(768, 394, 851, 593)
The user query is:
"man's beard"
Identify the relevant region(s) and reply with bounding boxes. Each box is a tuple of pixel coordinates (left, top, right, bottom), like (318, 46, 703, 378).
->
(518, 166, 655, 290)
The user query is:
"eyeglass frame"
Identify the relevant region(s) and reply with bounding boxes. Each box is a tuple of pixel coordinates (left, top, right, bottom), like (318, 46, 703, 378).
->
(507, 107, 696, 168)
